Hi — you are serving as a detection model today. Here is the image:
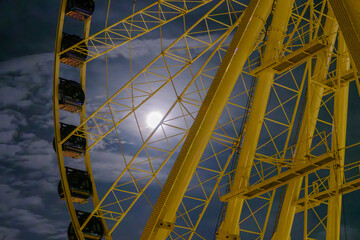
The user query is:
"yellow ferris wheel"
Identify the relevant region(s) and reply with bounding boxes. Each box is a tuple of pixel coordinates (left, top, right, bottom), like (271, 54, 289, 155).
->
(53, 0, 360, 239)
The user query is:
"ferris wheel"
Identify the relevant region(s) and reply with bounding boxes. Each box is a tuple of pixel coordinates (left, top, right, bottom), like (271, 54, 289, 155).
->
(53, 0, 360, 239)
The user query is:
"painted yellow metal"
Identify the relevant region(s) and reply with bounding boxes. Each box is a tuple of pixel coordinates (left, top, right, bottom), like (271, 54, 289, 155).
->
(328, 0, 360, 73)
(323, 68, 358, 95)
(326, 33, 349, 240)
(216, 1, 295, 238)
(72, 2, 251, 234)
(78, 21, 112, 240)
(59, 0, 211, 65)
(53, 0, 360, 239)
(221, 152, 335, 201)
(140, 1, 274, 239)
(250, 40, 328, 76)
(58, 0, 243, 152)
(53, 0, 86, 240)
(54, 1, 112, 239)
(295, 170, 360, 210)
(271, 8, 339, 240)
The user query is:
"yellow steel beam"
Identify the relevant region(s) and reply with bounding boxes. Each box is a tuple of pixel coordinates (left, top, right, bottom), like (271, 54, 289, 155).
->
(326, 33, 349, 240)
(250, 39, 328, 76)
(58, 1, 242, 152)
(140, 1, 273, 239)
(175, 140, 250, 239)
(221, 152, 335, 201)
(271, 8, 339, 240)
(169, 62, 307, 237)
(78, 2, 249, 234)
(216, 1, 295, 239)
(59, 0, 211, 65)
(323, 69, 358, 95)
(295, 175, 360, 212)
(328, 0, 360, 73)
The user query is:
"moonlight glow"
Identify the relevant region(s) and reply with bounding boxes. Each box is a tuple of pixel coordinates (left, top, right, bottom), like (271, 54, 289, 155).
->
(146, 111, 163, 128)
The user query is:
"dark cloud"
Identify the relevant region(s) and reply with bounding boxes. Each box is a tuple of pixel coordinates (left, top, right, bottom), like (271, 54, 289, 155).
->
(0, 0, 188, 239)
(0, 226, 20, 240)
(0, 34, 176, 238)
(0, 53, 68, 239)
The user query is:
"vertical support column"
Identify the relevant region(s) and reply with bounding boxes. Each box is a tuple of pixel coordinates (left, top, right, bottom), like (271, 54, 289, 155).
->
(326, 34, 349, 240)
(328, 0, 360, 72)
(271, 9, 339, 240)
(216, 1, 295, 239)
(140, 1, 274, 239)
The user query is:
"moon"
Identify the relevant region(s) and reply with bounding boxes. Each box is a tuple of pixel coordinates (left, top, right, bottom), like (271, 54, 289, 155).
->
(146, 111, 163, 128)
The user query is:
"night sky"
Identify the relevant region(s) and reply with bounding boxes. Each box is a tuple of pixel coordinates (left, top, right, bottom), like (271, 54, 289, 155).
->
(0, 0, 197, 239)
(1, 1, 67, 239)
(0, 1, 151, 239)
(1, 1, 360, 240)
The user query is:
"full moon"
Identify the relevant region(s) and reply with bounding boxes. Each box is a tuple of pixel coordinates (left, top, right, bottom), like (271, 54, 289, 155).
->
(146, 111, 163, 128)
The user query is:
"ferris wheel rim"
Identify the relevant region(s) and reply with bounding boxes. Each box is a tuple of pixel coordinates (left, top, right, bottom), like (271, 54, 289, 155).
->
(53, 1, 111, 240)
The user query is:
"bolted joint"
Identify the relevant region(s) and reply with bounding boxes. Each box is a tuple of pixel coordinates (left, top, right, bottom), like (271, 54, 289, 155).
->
(158, 221, 175, 230)
(215, 231, 240, 240)
(333, 163, 342, 169)
(252, 14, 267, 26)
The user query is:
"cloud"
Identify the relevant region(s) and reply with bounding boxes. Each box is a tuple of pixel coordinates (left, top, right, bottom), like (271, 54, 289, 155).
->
(0, 226, 20, 240)
(0, 183, 20, 211)
(104, 34, 213, 60)
(0, 52, 66, 239)
(0, 53, 53, 75)
(47, 233, 68, 239)
(0, 86, 28, 106)
(0, 3, 230, 240)
(21, 138, 52, 154)
(0, 183, 43, 211)
(106, 38, 165, 59)
(8, 209, 57, 235)
(0, 144, 22, 158)
(0, 110, 27, 130)
(0, 129, 17, 143)
(90, 151, 133, 182)
(11, 178, 57, 194)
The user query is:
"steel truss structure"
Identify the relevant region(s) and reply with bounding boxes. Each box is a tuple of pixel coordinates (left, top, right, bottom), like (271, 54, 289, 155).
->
(53, 0, 360, 239)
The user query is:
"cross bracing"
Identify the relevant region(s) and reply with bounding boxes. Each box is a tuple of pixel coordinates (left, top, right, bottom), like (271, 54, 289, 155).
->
(53, 0, 360, 240)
